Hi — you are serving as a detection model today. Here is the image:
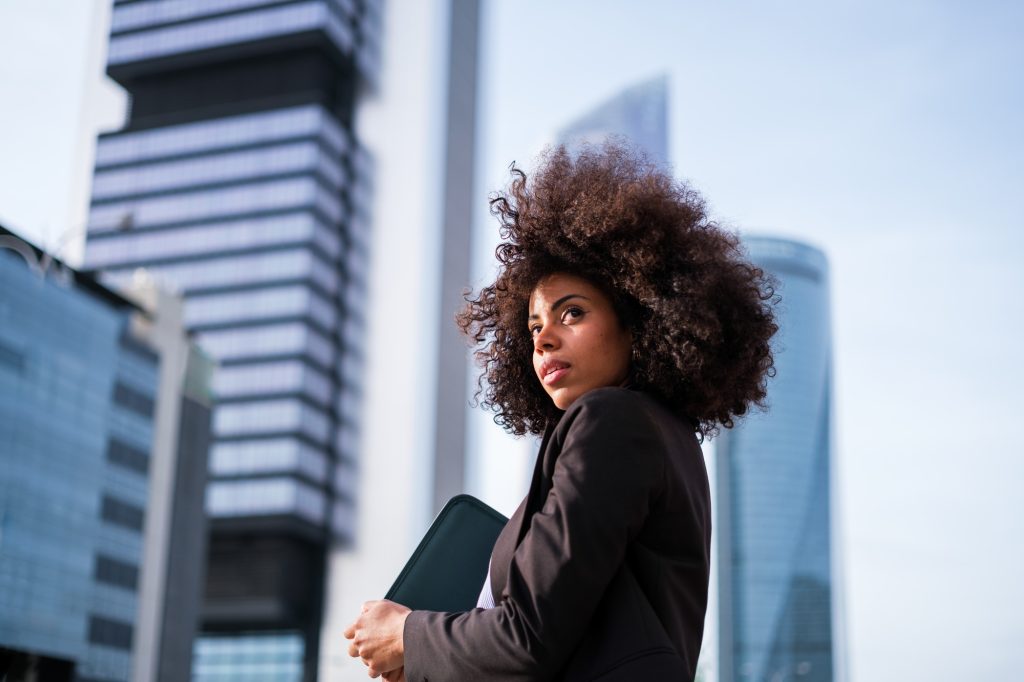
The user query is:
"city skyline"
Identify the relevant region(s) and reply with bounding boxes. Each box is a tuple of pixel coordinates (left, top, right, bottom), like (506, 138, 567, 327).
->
(1, 2, 1023, 680)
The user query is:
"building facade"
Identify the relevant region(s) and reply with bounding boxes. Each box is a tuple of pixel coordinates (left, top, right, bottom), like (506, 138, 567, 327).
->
(0, 226, 210, 682)
(84, 2, 380, 679)
(716, 236, 837, 682)
(557, 74, 669, 168)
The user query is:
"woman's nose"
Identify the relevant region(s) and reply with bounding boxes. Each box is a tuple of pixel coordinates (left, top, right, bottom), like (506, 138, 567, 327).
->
(534, 325, 559, 351)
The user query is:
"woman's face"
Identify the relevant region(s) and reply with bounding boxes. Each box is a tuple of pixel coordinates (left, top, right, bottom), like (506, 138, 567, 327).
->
(529, 272, 633, 410)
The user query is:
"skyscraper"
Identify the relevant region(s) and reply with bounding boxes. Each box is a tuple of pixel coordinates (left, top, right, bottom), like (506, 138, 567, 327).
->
(83, 2, 381, 679)
(0, 225, 211, 682)
(716, 236, 838, 682)
(557, 74, 669, 167)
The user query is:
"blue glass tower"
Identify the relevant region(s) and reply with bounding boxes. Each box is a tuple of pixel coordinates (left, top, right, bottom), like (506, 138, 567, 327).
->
(0, 228, 159, 681)
(557, 74, 669, 167)
(716, 236, 836, 682)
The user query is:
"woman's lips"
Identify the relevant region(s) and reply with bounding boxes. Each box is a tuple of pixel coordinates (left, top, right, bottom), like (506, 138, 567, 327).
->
(543, 366, 570, 385)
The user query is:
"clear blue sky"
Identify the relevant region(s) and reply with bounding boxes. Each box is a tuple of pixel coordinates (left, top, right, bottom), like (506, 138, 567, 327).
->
(0, 2, 1021, 680)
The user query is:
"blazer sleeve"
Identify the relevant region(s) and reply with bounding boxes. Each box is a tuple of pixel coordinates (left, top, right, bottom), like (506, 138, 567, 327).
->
(402, 388, 666, 681)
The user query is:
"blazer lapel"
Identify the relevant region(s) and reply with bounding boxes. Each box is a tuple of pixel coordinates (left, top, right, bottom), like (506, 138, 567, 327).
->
(489, 420, 559, 605)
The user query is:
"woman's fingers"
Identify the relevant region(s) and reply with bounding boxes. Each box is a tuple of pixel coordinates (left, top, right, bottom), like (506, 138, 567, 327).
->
(346, 600, 408, 673)
(382, 667, 405, 681)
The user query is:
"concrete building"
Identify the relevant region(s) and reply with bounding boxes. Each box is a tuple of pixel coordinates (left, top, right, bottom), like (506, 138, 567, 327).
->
(317, 0, 482, 678)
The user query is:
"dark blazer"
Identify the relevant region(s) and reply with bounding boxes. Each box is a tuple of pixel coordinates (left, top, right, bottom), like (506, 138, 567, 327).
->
(403, 386, 711, 681)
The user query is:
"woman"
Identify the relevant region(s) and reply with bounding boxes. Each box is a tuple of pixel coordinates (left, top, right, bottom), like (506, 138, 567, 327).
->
(344, 142, 777, 681)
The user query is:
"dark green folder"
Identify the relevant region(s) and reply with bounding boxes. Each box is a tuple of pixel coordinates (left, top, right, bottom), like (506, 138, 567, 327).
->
(385, 494, 508, 612)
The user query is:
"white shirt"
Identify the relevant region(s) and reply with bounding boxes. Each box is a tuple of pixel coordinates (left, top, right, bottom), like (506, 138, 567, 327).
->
(475, 559, 496, 609)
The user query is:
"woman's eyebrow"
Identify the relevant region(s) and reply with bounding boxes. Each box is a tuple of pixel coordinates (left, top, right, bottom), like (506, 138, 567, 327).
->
(528, 294, 590, 320)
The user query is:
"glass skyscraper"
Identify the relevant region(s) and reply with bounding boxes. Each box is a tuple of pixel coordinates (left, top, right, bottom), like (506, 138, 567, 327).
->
(716, 236, 837, 682)
(83, 2, 380, 679)
(557, 74, 669, 167)
(0, 229, 158, 681)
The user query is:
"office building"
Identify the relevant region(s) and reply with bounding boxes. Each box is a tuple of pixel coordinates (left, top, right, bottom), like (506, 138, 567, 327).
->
(0, 226, 211, 682)
(84, 1, 480, 679)
(557, 74, 669, 167)
(84, 2, 380, 679)
(716, 236, 838, 682)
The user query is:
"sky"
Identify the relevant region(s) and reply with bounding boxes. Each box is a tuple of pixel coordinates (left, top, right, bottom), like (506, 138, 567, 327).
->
(0, 1, 1021, 681)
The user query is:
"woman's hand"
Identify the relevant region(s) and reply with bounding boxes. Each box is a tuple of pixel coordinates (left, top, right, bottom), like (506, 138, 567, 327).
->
(343, 599, 411, 678)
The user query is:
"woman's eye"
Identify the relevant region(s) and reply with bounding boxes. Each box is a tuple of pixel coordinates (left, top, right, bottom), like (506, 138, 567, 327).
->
(529, 325, 541, 336)
(562, 307, 584, 322)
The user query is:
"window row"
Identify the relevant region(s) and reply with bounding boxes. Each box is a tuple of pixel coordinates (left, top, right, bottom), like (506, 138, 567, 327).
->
(108, 2, 354, 67)
(89, 177, 344, 232)
(193, 631, 303, 658)
(106, 438, 150, 475)
(209, 437, 328, 482)
(111, 0, 285, 33)
(85, 213, 341, 269)
(196, 322, 335, 367)
(112, 381, 156, 418)
(205, 476, 326, 524)
(213, 397, 332, 444)
(322, 0, 355, 52)
(88, 614, 134, 651)
(95, 104, 346, 167)
(181, 285, 337, 330)
(92, 141, 346, 201)
(102, 248, 339, 297)
(213, 358, 333, 407)
(100, 494, 146, 533)
(94, 553, 140, 591)
(202, 324, 334, 366)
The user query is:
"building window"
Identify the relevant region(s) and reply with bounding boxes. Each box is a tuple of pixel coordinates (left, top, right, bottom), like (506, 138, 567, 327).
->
(0, 338, 25, 373)
(101, 494, 146, 532)
(193, 631, 304, 682)
(205, 477, 325, 523)
(113, 380, 156, 418)
(88, 615, 134, 651)
(94, 104, 343, 168)
(94, 554, 140, 591)
(102, 247, 336, 297)
(107, 438, 150, 475)
(85, 212, 340, 269)
(89, 177, 332, 232)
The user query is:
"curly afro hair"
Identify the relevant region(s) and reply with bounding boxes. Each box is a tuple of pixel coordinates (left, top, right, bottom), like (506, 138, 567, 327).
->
(457, 142, 778, 439)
